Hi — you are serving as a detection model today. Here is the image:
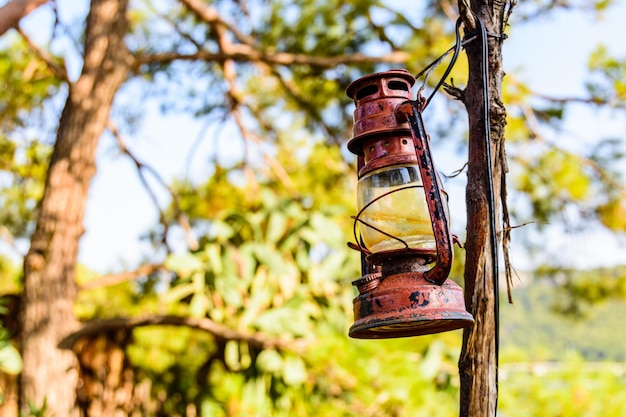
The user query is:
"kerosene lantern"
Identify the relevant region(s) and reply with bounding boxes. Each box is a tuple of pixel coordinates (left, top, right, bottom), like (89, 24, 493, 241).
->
(346, 69, 474, 339)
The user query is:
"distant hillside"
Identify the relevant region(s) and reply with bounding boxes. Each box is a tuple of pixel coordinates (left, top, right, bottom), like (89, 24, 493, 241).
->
(499, 276, 626, 361)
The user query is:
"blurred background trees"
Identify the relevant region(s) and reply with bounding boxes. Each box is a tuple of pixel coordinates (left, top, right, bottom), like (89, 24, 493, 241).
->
(0, 0, 624, 416)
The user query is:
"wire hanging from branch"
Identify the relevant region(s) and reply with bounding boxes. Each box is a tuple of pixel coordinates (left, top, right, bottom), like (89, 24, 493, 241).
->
(415, 18, 475, 108)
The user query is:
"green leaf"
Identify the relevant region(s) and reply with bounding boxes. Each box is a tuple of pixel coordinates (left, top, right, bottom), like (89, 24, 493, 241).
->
(162, 282, 196, 303)
(256, 349, 283, 373)
(215, 274, 244, 308)
(598, 193, 626, 231)
(165, 253, 204, 277)
(250, 243, 288, 274)
(235, 244, 257, 285)
(205, 244, 223, 275)
(224, 340, 241, 370)
(265, 210, 288, 244)
(210, 219, 236, 241)
(282, 356, 307, 386)
(0, 343, 22, 375)
(189, 292, 210, 318)
(252, 307, 309, 336)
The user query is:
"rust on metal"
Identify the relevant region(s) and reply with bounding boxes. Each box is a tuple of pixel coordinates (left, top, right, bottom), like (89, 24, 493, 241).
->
(345, 69, 474, 339)
(397, 102, 454, 285)
(349, 270, 473, 339)
(346, 69, 418, 177)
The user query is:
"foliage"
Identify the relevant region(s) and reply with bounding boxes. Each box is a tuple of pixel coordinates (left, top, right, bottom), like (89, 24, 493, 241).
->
(501, 9, 626, 252)
(0, 38, 57, 243)
(0, 305, 21, 376)
(587, 45, 626, 107)
(76, 175, 468, 415)
(0, 38, 61, 132)
(500, 351, 626, 417)
(499, 277, 626, 416)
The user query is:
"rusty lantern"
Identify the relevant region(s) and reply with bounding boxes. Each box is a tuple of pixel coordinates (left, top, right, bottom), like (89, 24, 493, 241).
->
(346, 69, 474, 339)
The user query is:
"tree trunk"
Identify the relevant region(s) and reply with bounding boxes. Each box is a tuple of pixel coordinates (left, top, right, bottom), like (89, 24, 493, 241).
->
(19, 0, 130, 415)
(457, 1, 509, 417)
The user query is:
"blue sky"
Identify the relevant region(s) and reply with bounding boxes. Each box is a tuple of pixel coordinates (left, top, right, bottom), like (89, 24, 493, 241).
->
(504, 2, 626, 269)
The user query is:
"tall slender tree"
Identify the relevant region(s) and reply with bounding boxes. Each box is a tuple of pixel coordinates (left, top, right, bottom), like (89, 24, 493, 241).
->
(19, 1, 130, 415)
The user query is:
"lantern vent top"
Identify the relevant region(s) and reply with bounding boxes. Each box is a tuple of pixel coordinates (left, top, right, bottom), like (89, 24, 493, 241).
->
(346, 69, 416, 155)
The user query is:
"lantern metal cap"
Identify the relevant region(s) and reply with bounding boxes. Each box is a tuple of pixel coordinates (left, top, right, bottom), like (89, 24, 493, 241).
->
(346, 69, 416, 102)
(346, 69, 416, 155)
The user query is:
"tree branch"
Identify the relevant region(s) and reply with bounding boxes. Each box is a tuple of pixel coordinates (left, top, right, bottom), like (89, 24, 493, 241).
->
(108, 122, 199, 251)
(134, 1, 410, 74)
(59, 315, 304, 352)
(16, 25, 69, 83)
(178, 0, 256, 47)
(268, 64, 343, 146)
(200, 2, 298, 196)
(458, 0, 477, 30)
(150, 3, 203, 51)
(508, 75, 608, 106)
(133, 49, 410, 70)
(0, 0, 48, 36)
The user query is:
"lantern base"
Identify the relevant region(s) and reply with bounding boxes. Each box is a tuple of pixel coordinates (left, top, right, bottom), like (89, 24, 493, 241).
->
(349, 270, 474, 339)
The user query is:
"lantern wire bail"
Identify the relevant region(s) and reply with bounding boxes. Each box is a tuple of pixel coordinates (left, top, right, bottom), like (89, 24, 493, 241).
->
(415, 18, 473, 110)
(350, 185, 432, 258)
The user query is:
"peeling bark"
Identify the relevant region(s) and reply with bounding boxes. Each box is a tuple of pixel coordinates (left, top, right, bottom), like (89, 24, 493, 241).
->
(18, 1, 131, 415)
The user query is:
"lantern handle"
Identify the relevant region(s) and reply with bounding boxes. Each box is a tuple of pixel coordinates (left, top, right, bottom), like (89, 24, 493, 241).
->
(396, 101, 453, 285)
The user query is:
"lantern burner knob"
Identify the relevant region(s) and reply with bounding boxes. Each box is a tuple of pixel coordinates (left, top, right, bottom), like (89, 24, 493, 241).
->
(352, 272, 383, 294)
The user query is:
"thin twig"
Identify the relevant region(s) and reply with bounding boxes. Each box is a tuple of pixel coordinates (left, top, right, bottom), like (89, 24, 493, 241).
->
(267, 64, 342, 146)
(183, 113, 225, 181)
(500, 164, 514, 303)
(499, 221, 543, 232)
(0, 225, 24, 256)
(151, 3, 203, 50)
(16, 25, 69, 83)
(178, 0, 257, 48)
(508, 75, 607, 106)
(207, 11, 298, 196)
(108, 121, 199, 251)
(443, 161, 468, 178)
